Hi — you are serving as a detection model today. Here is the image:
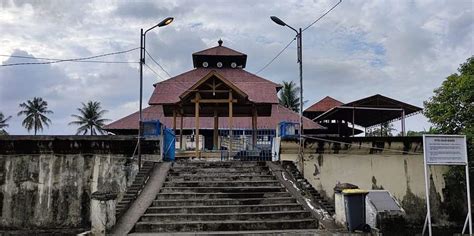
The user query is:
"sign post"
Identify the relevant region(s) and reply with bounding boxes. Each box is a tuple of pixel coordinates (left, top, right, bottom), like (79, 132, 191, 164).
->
(422, 134, 471, 235)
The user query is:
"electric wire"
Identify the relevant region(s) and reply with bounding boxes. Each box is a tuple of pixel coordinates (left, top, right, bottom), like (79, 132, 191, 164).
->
(255, 38, 296, 74)
(0, 47, 140, 67)
(254, 0, 342, 75)
(144, 49, 172, 78)
(302, 0, 343, 32)
(143, 63, 165, 80)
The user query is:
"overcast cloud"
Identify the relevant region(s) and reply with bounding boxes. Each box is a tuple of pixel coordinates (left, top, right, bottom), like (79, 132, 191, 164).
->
(0, 0, 472, 135)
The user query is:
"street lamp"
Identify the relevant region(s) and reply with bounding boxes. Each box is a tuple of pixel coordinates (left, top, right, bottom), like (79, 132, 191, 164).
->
(270, 16, 304, 168)
(138, 17, 173, 169)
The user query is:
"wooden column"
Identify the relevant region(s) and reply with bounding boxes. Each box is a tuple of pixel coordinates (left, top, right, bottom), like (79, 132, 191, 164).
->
(228, 91, 233, 158)
(179, 110, 183, 150)
(195, 93, 200, 158)
(172, 109, 177, 134)
(213, 109, 219, 150)
(252, 106, 257, 149)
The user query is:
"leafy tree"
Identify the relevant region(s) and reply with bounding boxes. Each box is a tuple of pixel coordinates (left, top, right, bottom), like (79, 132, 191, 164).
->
(423, 56, 473, 222)
(366, 122, 395, 136)
(0, 112, 12, 135)
(424, 56, 473, 136)
(401, 127, 439, 136)
(69, 101, 110, 135)
(279, 81, 301, 112)
(17, 97, 53, 135)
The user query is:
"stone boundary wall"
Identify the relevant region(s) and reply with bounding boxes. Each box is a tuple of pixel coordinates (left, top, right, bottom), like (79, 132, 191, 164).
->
(280, 136, 451, 225)
(0, 136, 160, 230)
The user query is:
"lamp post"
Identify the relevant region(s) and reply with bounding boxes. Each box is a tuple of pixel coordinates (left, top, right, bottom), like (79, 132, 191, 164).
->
(270, 16, 304, 169)
(138, 17, 173, 169)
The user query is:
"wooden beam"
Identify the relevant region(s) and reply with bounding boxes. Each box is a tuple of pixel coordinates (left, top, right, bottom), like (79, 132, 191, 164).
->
(213, 109, 218, 150)
(179, 111, 183, 150)
(188, 90, 230, 93)
(228, 91, 233, 158)
(252, 106, 257, 149)
(172, 109, 177, 134)
(195, 93, 200, 158)
(191, 99, 237, 103)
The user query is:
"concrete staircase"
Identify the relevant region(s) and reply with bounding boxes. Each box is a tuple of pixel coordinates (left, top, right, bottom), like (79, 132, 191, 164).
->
(283, 161, 335, 215)
(116, 161, 156, 217)
(132, 161, 319, 234)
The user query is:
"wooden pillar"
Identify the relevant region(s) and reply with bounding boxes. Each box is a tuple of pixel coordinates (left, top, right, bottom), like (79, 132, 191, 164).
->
(213, 110, 219, 150)
(172, 109, 177, 134)
(252, 106, 257, 149)
(228, 91, 233, 158)
(195, 93, 200, 158)
(179, 110, 183, 150)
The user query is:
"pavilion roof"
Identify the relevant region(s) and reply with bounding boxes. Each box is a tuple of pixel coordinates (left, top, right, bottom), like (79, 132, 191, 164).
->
(314, 94, 422, 127)
(149, 68, 282, 105)
(104, 104, 324, 132)
(305, 96, 344, 112)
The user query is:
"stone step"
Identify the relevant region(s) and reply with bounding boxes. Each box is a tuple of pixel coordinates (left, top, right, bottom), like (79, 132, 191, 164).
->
(140, 210, 312, 222)
(151, 197, 296, 207)
(173, 161, 266, 168)
(155, 192, 292, 200)
(160, 186, 286, 193)
(163, 180, 281, 188)
(171, 166, 269, 172)
(134, 219, 318, 232)
(167, 171, 273, 177)
(167, 175, 276, 182)
(129, 229, 322, 235)
(145, 204, 303, 214)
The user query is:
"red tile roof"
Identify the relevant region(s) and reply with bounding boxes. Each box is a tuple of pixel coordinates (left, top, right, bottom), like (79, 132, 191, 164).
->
(305, 96, 343, 112)
(105, 104, 324, 131)
(192, 45, 245, 56)
(149, 68, 281, 104)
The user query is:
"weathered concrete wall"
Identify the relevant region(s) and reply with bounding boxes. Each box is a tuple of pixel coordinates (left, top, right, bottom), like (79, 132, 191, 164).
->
(280, 137, 450, 224)
(0, 136, 160, 230)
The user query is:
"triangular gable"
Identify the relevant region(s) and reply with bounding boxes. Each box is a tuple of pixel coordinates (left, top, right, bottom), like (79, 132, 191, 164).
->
(179, 70, 248, 101)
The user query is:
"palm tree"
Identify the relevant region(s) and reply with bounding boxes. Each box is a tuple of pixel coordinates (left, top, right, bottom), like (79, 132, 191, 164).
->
(69, 101, 110, 135)
(0, 112, 12, 135)
(278, 81, 300, 112)
(17, 97, 53, 135)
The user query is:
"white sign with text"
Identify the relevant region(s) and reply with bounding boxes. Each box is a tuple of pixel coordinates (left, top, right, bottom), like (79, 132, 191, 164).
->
(423, 135, 467, 165)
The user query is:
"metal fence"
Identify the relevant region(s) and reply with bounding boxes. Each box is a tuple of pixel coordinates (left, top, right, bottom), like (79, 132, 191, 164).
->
(176, 128, 276, 161)
(219, 129, 275, 161)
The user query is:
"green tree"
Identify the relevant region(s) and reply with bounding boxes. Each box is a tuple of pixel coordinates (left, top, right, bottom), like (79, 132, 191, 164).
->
(17, 97, 53, 135)
(0, 112, 12, 135)
(69, 101, 110, 135)
(366, 122, 395, 136)
(279, 81, 300, 112)
(423, 56, 473, 222)
(424, 56, 474, 136)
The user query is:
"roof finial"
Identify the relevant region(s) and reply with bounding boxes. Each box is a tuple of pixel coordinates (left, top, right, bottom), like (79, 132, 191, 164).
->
(218, 38, 223, 46)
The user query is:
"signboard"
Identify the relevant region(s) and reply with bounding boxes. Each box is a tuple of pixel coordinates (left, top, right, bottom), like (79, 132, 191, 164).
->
(422, 134, 471, 236)
(423, 135, 467, 165)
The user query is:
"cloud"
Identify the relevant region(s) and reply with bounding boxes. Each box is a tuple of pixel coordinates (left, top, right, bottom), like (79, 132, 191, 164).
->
(0, 0, 472, 135)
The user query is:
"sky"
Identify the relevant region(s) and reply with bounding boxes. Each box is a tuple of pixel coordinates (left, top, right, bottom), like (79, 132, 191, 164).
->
(0, 0, 472, 135)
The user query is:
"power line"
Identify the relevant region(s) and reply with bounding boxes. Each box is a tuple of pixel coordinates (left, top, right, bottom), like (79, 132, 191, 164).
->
(143, 63, 165, 80)
(255, 38, 296, 74)
(0, 47, 140, 67)
(0, 54, 138, 64)
(255, 0, 342, 75)
(144, 49, 172, 78)
(303, 0, 342, 32)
